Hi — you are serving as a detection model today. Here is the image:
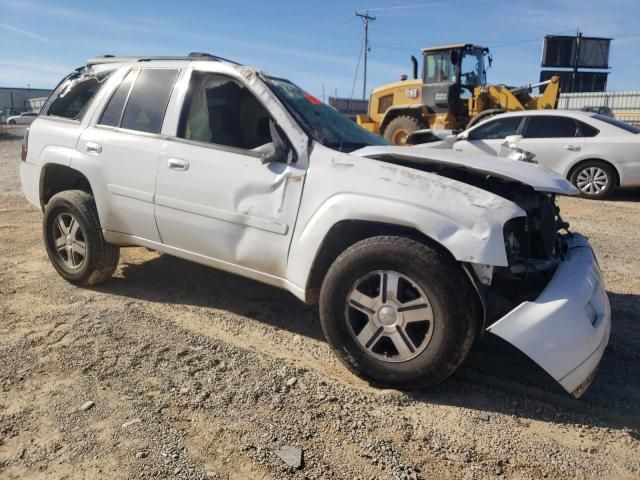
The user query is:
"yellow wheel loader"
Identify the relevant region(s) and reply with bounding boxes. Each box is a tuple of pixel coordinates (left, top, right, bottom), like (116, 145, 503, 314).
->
(357, 44, 560, 144)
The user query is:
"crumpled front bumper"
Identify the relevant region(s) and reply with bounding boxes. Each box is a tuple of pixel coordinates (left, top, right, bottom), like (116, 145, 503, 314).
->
(487, 234, 611, 397)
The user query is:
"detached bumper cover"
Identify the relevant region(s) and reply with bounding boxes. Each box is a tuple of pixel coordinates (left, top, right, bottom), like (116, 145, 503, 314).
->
(487, 234, 611, 397)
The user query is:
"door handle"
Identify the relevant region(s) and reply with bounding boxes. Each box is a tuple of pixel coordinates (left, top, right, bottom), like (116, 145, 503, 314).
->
(564, 144, 581, 152)
(168, 158, 189, 171)
(86, 142, 102, 154)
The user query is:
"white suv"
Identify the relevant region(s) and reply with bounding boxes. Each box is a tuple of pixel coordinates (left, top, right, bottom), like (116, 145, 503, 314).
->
(20, 53, 610, 396)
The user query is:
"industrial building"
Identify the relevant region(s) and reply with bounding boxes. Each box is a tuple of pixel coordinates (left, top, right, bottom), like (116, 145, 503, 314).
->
(0, 87, 52, 114)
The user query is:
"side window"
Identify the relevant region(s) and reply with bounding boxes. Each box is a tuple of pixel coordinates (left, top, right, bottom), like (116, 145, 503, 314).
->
(119, 69, 179, 134)
(576, 120, 600, 137)
(98, 69, 139, 127)
(178, 71, 273, 150)
(45, 71, 112, 120)
(468, 117, 522, 140)
(523, 116, 578, 138)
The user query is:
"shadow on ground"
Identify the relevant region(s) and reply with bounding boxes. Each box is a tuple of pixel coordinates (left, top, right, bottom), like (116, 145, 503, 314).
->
(97, 252, 640, 433)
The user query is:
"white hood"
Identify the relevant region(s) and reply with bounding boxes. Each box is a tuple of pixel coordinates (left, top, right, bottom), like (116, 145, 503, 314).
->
(353, 145, 579, 195)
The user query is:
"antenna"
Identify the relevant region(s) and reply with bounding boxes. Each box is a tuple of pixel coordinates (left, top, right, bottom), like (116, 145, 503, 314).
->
(355, 11, 376, 100)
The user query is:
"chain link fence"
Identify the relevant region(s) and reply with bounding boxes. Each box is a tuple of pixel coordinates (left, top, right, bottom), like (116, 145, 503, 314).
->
(558, 91, 640, 126)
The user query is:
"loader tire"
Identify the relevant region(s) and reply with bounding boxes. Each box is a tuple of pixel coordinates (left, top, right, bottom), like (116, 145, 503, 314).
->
(384, 116, 425, 145)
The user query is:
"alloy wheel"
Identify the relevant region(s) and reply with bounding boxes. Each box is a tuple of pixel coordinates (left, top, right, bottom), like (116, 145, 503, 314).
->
(345, 270, 434, 362)
(576, 166, 609, 196)
(52, 213, 87, 270)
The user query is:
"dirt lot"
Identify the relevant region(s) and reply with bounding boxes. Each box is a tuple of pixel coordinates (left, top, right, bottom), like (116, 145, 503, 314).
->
(1, 125, 639, 479)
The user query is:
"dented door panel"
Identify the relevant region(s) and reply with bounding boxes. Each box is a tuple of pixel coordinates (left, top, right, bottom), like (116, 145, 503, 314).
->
(155, 140, 306, 277)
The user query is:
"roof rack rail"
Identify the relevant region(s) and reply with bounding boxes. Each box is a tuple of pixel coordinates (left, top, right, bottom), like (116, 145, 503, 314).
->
(86, 53, 240, 67)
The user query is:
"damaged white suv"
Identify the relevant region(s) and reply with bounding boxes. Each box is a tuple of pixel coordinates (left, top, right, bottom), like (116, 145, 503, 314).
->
(20, 54, 610, 396)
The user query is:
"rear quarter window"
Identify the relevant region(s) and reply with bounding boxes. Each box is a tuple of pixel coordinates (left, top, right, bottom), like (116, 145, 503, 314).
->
(577, 120, 600, 137)
(44, 71, 112, 120)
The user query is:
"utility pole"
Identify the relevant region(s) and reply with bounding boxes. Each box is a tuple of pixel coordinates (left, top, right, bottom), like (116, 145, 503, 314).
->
(356, 10, 376, 100)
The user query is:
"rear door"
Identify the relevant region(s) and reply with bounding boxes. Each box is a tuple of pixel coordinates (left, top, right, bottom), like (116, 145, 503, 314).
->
(517, 115, 585, 172)
(455, 116, 525, 156)
(77, 67, 180, 242)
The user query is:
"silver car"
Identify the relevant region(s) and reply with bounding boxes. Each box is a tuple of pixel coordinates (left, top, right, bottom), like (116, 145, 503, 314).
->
(452, 110, 640, 199)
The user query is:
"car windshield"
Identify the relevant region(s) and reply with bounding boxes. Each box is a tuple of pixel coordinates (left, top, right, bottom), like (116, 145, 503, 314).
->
(593, 114, 640, 134)
(265, 77, 388, 152)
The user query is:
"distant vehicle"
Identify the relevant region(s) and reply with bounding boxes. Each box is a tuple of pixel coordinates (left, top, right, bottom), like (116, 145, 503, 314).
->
(6, 112, 38, 125)
(0, 108, 20, 124)
(579, 106, 614, 118)
(20, 54, 610, 397)
(445, 110, 640, 199)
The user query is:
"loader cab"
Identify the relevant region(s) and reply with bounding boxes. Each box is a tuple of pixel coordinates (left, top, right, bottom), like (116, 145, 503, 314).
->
(421, 44, 488, 122)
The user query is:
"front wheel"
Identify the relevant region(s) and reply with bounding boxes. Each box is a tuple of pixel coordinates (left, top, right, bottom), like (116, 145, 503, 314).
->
(569, 161, 616, 199)
(319, 236, 479, 390)
(43, 190, 120, 286)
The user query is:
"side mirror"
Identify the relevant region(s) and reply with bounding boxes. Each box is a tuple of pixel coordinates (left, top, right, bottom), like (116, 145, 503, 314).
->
(456, 131, 469, 141)
(262, 120, 290, 164)
(503, 134, 522, 150)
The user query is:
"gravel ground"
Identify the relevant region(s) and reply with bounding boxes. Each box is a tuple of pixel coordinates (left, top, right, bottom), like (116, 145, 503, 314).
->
(1, 125, 639, 479)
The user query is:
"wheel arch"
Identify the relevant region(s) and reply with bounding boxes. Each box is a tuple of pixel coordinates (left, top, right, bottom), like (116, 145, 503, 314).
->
(40, 163, 94, 211)
(305, 219, 468, 300)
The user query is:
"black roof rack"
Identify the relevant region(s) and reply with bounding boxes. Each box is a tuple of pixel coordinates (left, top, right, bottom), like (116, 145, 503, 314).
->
(86, 52, 240, 67)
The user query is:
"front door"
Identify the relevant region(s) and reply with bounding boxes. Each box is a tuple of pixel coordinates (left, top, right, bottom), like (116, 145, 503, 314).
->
(154, 71, 306, 278)
(456, 115, 524, 156)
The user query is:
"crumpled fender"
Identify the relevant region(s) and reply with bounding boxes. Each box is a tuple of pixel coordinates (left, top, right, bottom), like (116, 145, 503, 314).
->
(286, 144, 526, 292)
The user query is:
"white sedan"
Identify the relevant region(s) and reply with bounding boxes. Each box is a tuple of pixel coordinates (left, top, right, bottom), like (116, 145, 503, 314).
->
(6, 112, 38, 125)
(447, 110, 640, 199)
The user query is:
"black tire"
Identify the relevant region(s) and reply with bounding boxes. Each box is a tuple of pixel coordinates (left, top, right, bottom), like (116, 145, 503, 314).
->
(319, 236, 479, 390)
(8, 119, 16, 125)
(383, 115, 425, 145)
(569, 160, 617, 199)
(43, 190, 120, 286)
(466, 108, 506, 129)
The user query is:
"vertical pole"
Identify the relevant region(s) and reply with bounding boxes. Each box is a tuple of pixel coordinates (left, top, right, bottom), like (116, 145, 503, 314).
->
(572, 30, 582, 93)
(356, 11, 376, 101)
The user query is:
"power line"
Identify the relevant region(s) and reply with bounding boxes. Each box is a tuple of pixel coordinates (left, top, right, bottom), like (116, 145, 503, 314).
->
(348, 29, 366, 111)
(355, 11, 376, 100)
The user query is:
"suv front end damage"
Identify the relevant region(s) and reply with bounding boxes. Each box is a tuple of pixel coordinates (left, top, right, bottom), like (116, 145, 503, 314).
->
(488, 234, 610, 397)
(353, 147, 611, 396)
(483, 189, 610, 397)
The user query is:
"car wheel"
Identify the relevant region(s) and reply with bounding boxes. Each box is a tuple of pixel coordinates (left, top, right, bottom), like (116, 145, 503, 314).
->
(383, 116, 425, 145)
(43, 190, 120, 286)
(570, 161, 616, 199)
(8, 119, 16, 125)
(319, 236, 479, 390)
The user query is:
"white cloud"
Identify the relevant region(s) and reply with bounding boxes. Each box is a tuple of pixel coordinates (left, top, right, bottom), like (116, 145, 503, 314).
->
(0, 22, 49, 42)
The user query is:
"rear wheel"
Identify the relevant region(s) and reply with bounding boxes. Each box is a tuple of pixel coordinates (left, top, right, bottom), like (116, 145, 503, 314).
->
(569, 160, 616, 199)
(319, 236, 479, 390)
(43, 190, 120, 286)
(383, 115, 425, 145)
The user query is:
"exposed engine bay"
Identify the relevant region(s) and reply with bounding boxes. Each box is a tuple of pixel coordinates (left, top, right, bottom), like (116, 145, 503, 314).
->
(364, 153, 572, 323)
